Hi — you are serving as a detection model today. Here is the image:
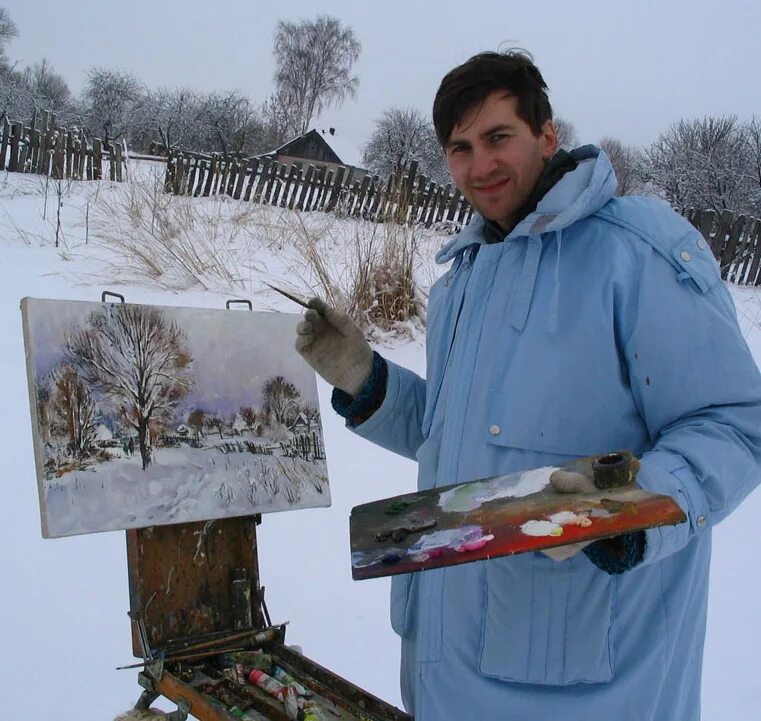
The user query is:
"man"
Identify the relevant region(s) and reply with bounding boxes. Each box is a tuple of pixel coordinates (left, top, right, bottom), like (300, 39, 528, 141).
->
(296, 51, 761, 720)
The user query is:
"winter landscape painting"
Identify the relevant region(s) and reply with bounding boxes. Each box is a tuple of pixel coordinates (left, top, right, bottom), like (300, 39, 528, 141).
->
(21, 297, 329, 538)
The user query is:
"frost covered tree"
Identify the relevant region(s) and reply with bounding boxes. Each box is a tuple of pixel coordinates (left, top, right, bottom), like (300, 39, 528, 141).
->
(51, 365, 96, 456)
(273, 16, 360, 135)
(65, 305, 193, 470)
(131, 86, 202, 154)
(553, 116, 578, 151)
(0, 8, 17, 74)
(599, 136, 644, 196)
(362, 107, 448, 184)
(82, 67, 143, 146)
(742, 116, 761, 211)
(195, 90, 264, 155)
(262, 376, 300, 426)
(644, 115, 757, 215)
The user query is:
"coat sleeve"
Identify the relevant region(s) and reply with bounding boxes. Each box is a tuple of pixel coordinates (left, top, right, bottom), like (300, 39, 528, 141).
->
(622, 235, 761, 567)
(338, 355, 427, 461)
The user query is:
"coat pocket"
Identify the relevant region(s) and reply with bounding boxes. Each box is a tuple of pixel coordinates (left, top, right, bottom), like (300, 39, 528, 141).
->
(479, 553, 615, 685)
(390, 573, 415, 638)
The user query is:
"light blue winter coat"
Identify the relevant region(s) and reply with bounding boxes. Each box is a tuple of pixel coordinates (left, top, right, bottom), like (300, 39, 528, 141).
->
(348, 147, 761, 720)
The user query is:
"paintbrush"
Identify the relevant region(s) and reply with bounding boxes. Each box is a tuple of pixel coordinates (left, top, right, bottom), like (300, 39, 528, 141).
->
(264, 282, 311, 309)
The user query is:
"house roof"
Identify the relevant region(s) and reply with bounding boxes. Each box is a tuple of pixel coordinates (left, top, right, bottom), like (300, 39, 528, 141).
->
(269, 128, 364, 169)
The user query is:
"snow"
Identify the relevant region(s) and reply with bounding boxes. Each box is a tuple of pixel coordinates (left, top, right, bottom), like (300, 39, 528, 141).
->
(0, 167, 759, 719)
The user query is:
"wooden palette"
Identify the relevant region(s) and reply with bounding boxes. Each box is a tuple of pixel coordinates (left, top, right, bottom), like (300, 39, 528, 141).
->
(350, 462, 686, 580)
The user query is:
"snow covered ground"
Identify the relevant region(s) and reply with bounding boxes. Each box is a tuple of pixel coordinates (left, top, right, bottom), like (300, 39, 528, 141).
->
(0, 168, 759, 719)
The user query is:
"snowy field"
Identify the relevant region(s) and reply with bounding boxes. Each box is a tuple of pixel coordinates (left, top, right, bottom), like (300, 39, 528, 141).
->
(0, 166, 759, 719)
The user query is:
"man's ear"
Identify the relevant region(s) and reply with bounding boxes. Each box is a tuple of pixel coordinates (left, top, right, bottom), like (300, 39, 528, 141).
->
(540, 119, 559, 159)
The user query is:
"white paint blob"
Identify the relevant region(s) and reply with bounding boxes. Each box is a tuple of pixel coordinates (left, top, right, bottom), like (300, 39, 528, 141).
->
(438, 467, 559, 513)
(521, 520, 564, 537)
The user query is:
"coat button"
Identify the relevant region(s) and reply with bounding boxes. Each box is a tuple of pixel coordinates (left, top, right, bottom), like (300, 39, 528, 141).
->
(680, 250, 692, 262)
(696, 515, 707, 528)
(697, 238, 707, 250)
(489, 424, 501, 436)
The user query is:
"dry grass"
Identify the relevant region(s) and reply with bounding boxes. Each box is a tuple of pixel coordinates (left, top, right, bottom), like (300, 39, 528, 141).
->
(88, 166, 263, 291)
(280, 210, 425, 335)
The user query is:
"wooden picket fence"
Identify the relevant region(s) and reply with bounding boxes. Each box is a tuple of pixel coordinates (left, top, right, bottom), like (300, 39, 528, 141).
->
(0, 110, 128, 181)
(164, 150, 474, 228)
(685, 208, 761, 285)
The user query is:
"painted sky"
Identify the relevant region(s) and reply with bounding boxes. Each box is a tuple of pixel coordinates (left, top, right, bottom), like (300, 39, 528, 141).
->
(3, 0, 760, 163)
(24, 298, 317, 417)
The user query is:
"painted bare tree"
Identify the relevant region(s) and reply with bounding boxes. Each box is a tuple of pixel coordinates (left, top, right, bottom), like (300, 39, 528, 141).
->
(262, 376, 301, 426)
(188, 408, 205, 439)
(66, 305, 193, 470)
(273, 16, 360, 135)
(240, 406, 257, 434)
(51, 365, 96, 456)
(301, 403, 320, 433)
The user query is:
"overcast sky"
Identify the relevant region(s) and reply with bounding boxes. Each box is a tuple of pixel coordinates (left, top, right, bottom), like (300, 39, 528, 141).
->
(3, 0, 760, 158)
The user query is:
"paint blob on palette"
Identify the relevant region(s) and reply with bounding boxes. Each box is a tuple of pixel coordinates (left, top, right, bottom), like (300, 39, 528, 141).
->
(349, 462, 686, 580)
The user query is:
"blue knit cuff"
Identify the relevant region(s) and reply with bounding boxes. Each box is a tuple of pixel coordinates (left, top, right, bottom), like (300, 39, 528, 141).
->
(583, 531, 646, 575)
(331, 352, 388, 426)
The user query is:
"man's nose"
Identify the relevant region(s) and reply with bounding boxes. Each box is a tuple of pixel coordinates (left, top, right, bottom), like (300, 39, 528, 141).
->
(470, 146, 498, 178)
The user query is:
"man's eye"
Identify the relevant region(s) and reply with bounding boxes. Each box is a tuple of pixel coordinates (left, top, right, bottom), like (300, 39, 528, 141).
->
(491, 134, 509, 143)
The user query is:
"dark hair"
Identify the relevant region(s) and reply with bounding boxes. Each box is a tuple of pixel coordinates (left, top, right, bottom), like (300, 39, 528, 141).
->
(432, 50, 553, 146)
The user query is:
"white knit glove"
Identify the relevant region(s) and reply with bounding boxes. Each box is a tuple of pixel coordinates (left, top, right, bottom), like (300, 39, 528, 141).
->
(295, 298, 373, 397)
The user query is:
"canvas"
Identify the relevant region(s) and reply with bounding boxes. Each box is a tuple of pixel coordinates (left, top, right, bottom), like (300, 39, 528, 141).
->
(21, 297, 330, 538)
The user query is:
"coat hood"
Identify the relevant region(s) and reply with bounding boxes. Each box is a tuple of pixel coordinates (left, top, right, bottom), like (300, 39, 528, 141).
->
(435, 145, 617, 265)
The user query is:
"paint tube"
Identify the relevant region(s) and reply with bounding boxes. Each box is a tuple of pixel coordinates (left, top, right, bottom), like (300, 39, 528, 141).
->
(272, 665, 312, 697)
(248, 669, 300, 720)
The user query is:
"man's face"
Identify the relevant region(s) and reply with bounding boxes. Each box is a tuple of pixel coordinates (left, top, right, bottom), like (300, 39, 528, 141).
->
(445, 92, 558, 230)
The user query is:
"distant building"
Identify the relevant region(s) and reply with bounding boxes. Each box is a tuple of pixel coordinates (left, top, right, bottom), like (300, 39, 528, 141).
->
(264, 128, 366, 180)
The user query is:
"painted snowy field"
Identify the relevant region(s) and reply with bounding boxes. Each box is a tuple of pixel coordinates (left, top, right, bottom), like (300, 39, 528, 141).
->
(0, 167, 759, 720)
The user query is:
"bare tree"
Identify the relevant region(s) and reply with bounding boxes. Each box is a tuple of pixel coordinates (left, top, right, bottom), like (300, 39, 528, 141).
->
(65, 305, 193, 470)
(17, 58, 70, 110)
(553, 116, 578, 151)
(0, 8, 17, 72)
(273, 16, 360, 135)
(82, 67, 143, 146)
(599, 136, 643, 196)
(259, 88, 300, 150)
(362, 107, 448, 184)
(52, 365, 96, 456)
(262, 376, 301, 426)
